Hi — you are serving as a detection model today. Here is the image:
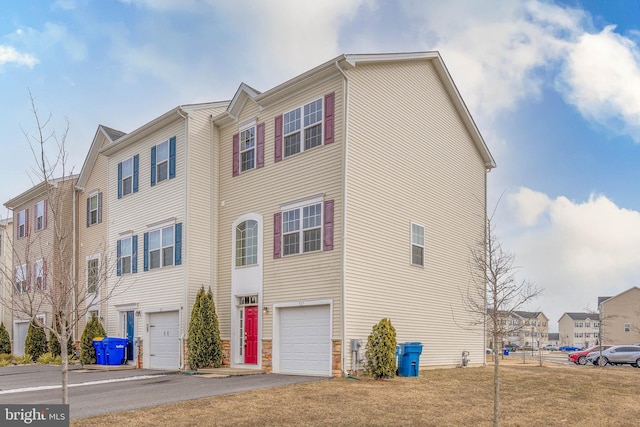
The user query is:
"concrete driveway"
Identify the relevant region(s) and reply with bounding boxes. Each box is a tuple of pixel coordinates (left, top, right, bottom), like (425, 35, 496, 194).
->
(0, 364, 328, 419)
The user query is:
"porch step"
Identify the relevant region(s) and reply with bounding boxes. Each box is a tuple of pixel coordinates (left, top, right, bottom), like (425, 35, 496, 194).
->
(196, 367, 266, 377)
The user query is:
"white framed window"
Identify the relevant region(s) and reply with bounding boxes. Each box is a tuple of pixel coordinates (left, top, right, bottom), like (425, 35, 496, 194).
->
(624, 323, 631, 332)
(35, 200, 45, 231)
(585, 322, 590, 328)
(17, 209, 26, 238)
(575, 332, 583, 338)
(121, 157, 134, 196)
(87, 309, 100, 321)
(411, 223, 425, 266)
(282, 202, 322, 256)
(88, 193, 101, 226)
(149, 225, 174, 269)
(236, 220, 258, 266)
(119, 236, 133, 275)
(240, 126, 256, 172)
(594, 322, 600, 328)
(283, 98, 323, 157)
(15, 264, 27, 293)
(34, 259, 44, 290)
(155, 140, 169, 183)
(87, 255, 100, 294)
(575, 322, 583, 328)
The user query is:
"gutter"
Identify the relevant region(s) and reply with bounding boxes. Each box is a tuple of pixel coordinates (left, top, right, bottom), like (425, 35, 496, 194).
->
(177, 107, 189, 370)
(335, 60, 350, 376)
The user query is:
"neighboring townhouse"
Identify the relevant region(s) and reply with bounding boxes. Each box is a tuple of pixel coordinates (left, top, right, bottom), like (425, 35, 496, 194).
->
(512, 311, 549, 349)
(4, 176, 77, 355)
(487, 311, 524, 349)
(547, 332, 560, 348)
(0, 217, 13, 342)
(488, 311, 549, 350)
(599, 287, 640, 345)
(213, 51, 495, 376)
(100, 101, 228, 369)
(558, 312, 600, 348)
(74, 125, 126, 343)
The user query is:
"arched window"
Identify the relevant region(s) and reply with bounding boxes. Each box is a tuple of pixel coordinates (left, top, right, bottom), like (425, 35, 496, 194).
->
(236, 220, 258, 266)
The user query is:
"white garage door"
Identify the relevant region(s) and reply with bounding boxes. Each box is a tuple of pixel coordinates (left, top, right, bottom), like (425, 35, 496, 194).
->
(278, 305, 331, 376)
(13, 322, 29, 356)
(149, 311, 180, 370)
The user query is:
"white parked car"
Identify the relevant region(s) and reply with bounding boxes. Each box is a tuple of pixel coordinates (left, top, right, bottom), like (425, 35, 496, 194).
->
(585, 345, 640, 367)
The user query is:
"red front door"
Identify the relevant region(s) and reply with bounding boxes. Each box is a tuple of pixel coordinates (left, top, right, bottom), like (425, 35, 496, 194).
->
(244, 306, 258, 364)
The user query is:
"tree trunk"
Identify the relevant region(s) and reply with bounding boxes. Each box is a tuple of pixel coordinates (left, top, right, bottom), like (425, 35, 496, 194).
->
(493, 331, 499, 427)
(61, 336, 69, 404)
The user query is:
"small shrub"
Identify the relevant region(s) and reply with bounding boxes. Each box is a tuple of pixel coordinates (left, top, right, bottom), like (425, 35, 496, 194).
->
(80, 314, 106, 365)
(37, 353, 62, 365)
(0, 358, 11, 367)
(0, 353, 12, 362)
(0, 323, 10, 354)
(14, 354, 32, 365)
(49, 315, 74, 357)
(365, 318, 397, 379)
(188, 286, 222, 369)
(25, 321, 48, 360)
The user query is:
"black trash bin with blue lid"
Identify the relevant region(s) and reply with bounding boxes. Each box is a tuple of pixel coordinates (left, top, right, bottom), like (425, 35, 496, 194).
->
(102, 337, 129, 365)
(398, 342, 422, 377)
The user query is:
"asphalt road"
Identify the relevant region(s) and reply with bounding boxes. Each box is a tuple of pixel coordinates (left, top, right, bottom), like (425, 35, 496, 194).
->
(0, 365, 327, 419)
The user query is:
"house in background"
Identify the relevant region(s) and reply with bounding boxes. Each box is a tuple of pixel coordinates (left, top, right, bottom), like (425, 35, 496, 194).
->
(3, 176, 77, 356)
(547, 332, 560, 348)
(558, 312, 600, 348)
(488, 310, 549, 350)
(213, 51, 495, 376)
(100, 101, 228, 369)
(599, 287, 640, 345)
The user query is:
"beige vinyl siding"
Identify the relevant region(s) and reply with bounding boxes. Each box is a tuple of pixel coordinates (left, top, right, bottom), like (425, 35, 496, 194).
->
(344, 60, 487, 367)
(105, 118, 187, 336)
(216, 76, 344, 341)
(184, 106, 226, 321)
(77, 134, 110, 337)
(0, 220, 12, 338)
(9, 180, 76, 330)
(601, 288, 640, 345)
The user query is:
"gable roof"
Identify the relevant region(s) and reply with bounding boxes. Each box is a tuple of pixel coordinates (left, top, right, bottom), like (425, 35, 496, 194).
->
(214, 51, 496, 169)
(4, 175, 79, 210)
(101, 101, 229, 157)
(561, 312, 599, 321)
(76, 125, 127, 190)
(599, 286, 640, 307)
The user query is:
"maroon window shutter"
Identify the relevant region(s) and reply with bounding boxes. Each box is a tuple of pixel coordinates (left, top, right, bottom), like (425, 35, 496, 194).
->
(43, 260, 47, 290)
(274, 115, 283, 162)
(324, 92, 335, 145)
(323, 200, 334, 251)
(25, 208, 30, 236)
(43, 199, 48, 229)
(232, 133, 240, 177)
(273, 212, 282, 259)
(256, 122, 265, 169)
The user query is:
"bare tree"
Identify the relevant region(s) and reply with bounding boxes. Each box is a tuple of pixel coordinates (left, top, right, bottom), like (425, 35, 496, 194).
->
(463, 203, 542, 427)
(0, 92, 121, 404)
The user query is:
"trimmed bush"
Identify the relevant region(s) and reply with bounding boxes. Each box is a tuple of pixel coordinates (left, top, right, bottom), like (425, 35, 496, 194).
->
(25, 321, 48, 360)
(0, 323, 10, 354)
(37, 352, 62, 365)
(188, 286, 222, 369)
(365, 318, 397, 379)
(49, 315, 74, 357)
(80, 314, 106, 365)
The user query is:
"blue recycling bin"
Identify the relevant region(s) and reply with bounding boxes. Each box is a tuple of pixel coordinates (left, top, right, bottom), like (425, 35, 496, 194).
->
(395, 345, 401, 373)
(398, 342, 422, 377)
(102, 337, 129, 366)
(92, 338, 105, 365)
(503, 349, 510, 356)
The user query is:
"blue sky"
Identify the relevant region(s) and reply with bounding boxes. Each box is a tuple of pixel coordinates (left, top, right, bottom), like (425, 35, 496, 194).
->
(2, 0, 640, 332)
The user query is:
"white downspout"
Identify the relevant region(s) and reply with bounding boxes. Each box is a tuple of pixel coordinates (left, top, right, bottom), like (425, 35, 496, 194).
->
(335, 60, 349, 376)
(177, 108, 189, 370)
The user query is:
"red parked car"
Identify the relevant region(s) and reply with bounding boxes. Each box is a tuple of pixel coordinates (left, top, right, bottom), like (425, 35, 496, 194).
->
(568, 345, 612, 365)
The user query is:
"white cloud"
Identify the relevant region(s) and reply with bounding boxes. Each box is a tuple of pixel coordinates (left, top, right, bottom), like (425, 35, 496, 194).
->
(0, 45, 38, 68)
(506, 188, 640, 323)
(402, 0, 584, 117)
(559, 26, 640, 141)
